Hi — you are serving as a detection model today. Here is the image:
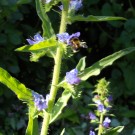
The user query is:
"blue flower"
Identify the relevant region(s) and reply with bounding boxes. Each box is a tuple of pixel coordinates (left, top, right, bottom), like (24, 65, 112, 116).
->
(89, 130, 95, 135)
(56, 33, 70, 43)
(66, 68, 81, 85)
(107, 95, 113, 102)
(89, 112, 96, 120)
(26, 33, 44, 45)
(97, 103, 105, 112)
(32, 91, 49, 111)
(94, 99, 105, 112)
(59, 0, 82, 11)
(69, 0, 82, 11)
(103, 117, 111, 128)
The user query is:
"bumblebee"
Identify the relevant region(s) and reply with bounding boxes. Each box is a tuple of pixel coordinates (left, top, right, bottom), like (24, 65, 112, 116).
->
(69, 37, 87, 52)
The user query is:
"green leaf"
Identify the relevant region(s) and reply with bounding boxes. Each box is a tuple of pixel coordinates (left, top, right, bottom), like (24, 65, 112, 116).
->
(79, 47, 135, 81)
(50, 90, 72, 124)
(15, 38, 66, 60)
(76, 56, 86, 71)
(104, 126, 124, 135)
(15, 37, 57, 52)
(68, 15, 126, 23)
(0, 67, 32, 103)
(60, 128, 65, 135)
(30, 51, 46, 62)
(35, 0, 55, 38)
(25, 107, 39, 135)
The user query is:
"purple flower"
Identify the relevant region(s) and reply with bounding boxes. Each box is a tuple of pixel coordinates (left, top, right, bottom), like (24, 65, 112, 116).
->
(65, 68, 81, 85)
(89, 130, 95, 135)
(69, 0, 82, 11)
(56, 33, 70, 43)
(103, 117, 111, 128)
(107, 95, 113, 102)
(59, 0, 82, 11)
(89, 112, 96, 120)
(93, 99, 105, 112)
(26, 33, 44, 45)
(97, 103, 105, 112)
(32, 91, 49, 111)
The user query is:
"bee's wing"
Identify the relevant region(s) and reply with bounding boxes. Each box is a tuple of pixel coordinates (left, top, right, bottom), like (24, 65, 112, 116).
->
(80, 42, 88, 48)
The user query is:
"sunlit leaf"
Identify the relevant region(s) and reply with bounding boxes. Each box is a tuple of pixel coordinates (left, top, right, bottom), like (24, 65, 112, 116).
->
(50, 90, 72, 123)
(25, 107, 39, 135)
(79, 47, 135, 80)
(76, 56, 86, 71)
(15, 38, 57, 52)
(35, 0, 55, 38)
(68, 15, 126, 23)
(104, 126, 124, 135)
(60, 128, 65, 135)
(0, 67, 32, 103)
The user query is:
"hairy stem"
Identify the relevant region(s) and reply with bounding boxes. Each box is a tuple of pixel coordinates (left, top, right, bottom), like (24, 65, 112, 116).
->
(98, 113, 104, 135)
(40, 5, 69, 135)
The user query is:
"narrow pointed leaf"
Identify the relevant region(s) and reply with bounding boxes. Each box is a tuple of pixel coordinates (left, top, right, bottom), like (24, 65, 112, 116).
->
(0, 67, 32, 103)
(69, 15, 126, 23)
(104, 126, 124, 135)
(25, 107, 39, 135)
(35, 0, 55, 38)
(60, 128, 65, 135)
(79, 47, 135, 81)
(76, 56, 86, 71)
(50, 90, 72, 124)
(15, 38, 57, 52)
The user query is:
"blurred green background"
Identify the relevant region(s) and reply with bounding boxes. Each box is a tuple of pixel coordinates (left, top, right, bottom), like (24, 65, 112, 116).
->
(0, 0, 135, 134)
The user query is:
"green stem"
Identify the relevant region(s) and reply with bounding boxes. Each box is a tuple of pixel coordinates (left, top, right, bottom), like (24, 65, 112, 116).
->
(98, 113, 104, 135)
(40, 7, 69, 135)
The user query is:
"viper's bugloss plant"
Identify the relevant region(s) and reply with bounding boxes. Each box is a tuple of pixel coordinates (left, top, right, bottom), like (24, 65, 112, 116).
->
(86, 78, 123, 135)
(0, 0, 133, 135)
